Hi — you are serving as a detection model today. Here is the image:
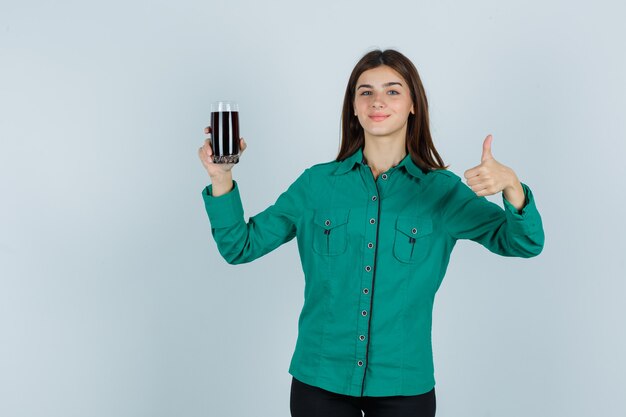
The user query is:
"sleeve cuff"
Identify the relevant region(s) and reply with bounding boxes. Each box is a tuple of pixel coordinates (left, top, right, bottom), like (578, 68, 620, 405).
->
(502, 182, 532, 216)
(501, 182, 542, 234)
(202, 180, 244, 229)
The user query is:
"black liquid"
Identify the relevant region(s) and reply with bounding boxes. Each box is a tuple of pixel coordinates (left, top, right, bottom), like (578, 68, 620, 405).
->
(210, 111, 240, 163)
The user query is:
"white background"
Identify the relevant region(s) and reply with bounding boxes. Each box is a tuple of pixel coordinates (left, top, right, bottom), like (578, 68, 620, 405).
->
(1, 1, 625, 416)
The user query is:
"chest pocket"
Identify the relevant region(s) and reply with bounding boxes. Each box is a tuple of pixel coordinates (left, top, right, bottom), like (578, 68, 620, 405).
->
(312, 208, 350, 256)
(393, 216, 433, 263)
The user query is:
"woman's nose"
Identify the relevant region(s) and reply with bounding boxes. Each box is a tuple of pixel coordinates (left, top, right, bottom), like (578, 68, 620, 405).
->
(371, 93, 385, 108)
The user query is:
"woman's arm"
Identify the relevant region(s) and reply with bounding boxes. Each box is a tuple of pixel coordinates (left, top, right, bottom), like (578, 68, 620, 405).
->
(199, 127, 309, 264)
(198, 123, 308, 264)
(442, 177, 544, 258)
(209, 170, 234, 197)
(442, 134, 545, 257)
(202, 169, 310, 264)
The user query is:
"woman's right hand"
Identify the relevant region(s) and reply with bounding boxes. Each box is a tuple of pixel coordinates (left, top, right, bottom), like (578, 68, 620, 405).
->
(198, 126, 247, 178)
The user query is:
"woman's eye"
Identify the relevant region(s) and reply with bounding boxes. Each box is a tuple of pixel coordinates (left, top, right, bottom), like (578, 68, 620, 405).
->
(387, 90, 399, 95)
(360, 91, 372, 96)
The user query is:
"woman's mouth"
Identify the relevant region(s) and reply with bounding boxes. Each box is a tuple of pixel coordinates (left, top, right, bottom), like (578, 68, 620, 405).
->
(369, 115, 389, 122)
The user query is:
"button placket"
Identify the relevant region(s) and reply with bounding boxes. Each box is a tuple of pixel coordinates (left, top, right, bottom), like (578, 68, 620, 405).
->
(355, 293, 371, 376)
(356, 182, 379, 381)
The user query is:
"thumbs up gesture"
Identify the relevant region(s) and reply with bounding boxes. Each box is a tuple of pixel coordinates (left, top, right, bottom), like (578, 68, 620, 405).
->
(464, 134, 526, 210)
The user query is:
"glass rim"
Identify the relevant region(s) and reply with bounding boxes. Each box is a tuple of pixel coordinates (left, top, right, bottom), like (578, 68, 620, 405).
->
(211, 101, 239, 111)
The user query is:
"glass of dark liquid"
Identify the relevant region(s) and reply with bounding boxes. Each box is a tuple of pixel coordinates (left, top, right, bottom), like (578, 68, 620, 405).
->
(210, 101, 240, 164)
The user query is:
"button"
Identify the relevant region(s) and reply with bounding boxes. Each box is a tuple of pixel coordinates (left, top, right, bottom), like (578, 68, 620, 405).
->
(411, 227, 417, 234)
(365, 265, 371, 272)
(359, 335, 365, 341)
(371, 195, 377, 201)
(357, 360, 364, 366)
(361, 310, 368, 316)
(324, 219, 331, 226)
(369, 218, 376, 224)
(367, 242, 374, 249)
(381, 174, 388, 180)
(363, 288, 369, 294)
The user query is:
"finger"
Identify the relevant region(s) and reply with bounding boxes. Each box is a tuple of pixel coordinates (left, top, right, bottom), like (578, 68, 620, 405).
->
(481, 134, 493, 162)
(467, 179, 483, 192)
(240, 137, 247, 152)
(471, 175, 498, 193)
(202, 142, 213, 158)
(466, 176, 480, 187)
(204, 126, 212, 134)
(464, 166, 481, 180)
(198, 146, 211, 162)
(476, 186, 498, 197)
(472, 184, 490, 196)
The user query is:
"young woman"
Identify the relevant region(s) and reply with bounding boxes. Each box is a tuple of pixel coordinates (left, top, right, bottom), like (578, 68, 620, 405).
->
(198, 49, 544, 417)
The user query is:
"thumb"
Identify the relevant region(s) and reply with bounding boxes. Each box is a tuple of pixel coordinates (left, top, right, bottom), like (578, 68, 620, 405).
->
(481, 134, 493, 162)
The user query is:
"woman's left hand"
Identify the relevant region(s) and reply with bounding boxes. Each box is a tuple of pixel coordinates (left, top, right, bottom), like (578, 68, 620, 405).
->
(464, 134, 526, 210)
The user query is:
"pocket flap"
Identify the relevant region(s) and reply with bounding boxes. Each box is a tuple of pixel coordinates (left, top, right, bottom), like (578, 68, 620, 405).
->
(395, 216, 433, 237)
(313, 208, 350, 230)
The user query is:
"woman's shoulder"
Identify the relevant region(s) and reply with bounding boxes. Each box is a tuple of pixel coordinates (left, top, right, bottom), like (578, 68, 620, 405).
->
(427, 167, 461, 181)
(304, 159, 345, 176)
(283, 160, 341, 189)
(421, 168, 467, 199)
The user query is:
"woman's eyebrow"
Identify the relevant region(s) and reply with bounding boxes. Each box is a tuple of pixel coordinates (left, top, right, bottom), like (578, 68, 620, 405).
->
(357, 82, 403, 90)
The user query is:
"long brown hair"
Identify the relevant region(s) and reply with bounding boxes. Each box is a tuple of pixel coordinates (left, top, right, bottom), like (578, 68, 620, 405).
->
(336, 49, 448, 171)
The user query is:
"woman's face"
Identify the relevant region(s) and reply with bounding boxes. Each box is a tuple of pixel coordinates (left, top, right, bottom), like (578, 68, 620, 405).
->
(353, 65, 415, 140)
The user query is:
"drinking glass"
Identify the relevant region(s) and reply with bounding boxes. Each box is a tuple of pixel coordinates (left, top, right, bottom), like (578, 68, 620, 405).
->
(210, 101, 240, 164)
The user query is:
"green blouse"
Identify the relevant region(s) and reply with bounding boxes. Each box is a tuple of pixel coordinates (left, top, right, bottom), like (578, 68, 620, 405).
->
(202, 147, 544, 397)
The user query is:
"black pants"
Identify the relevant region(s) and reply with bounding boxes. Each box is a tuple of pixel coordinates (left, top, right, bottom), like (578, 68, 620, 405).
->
(290, 377, 436, 417)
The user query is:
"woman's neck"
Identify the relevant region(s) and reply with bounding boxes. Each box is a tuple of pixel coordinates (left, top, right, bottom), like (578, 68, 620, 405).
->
(362, 136, 407, 178)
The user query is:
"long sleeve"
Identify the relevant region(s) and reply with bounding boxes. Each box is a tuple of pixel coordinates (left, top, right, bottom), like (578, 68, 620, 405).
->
(201, 169, 310, 264)
(442, 178, 545, 258)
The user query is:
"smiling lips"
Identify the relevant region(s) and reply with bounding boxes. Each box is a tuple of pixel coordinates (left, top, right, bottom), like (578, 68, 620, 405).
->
(369, 114, 390, 122)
